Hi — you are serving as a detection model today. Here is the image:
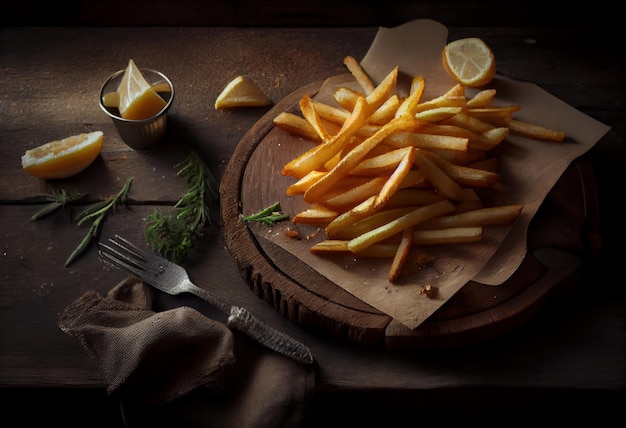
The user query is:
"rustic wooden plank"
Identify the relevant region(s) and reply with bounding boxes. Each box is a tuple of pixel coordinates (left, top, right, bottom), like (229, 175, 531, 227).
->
(0, 25, 624, 397)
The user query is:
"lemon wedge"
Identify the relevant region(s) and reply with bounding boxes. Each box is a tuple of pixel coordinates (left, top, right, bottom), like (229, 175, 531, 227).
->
(215, 76, 271, 110)
(102, 80, 171, 109)
(21, 131, 104, 179)
(116, 59, 167, 120)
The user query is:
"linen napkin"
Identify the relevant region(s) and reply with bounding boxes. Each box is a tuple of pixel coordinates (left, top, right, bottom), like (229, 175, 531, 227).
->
(58, 276, 315, 427)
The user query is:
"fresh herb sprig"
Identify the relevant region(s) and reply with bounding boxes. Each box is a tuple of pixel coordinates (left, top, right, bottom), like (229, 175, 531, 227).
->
(145, 150, 218, 263)
(65, 177, 134, 267)
(242, 201, 289, 226)
(30, 189, 87, 221)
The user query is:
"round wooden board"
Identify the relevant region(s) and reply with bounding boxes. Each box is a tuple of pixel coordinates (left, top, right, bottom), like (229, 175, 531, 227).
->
(219, 79, 600, 350)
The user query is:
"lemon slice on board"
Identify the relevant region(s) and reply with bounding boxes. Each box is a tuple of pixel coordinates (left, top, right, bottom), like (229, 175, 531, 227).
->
(442, 37, 496, 88)
(117, 59, 167, 120)
(21, 131, 104, 179)
(214, 75, 272, 109)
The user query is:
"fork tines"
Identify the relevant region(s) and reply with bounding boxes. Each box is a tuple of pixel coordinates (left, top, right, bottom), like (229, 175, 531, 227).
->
(98, 235, 148, 274)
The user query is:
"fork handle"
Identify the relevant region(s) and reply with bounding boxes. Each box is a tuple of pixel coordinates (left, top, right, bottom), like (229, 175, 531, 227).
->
(227, 306, 314, 365)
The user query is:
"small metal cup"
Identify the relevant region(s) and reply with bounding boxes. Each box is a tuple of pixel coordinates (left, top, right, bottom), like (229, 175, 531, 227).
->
(99, 68, 174, 150)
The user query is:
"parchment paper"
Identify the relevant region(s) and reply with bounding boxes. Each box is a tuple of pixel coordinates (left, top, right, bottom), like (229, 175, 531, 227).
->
(246, 19, 610, 330)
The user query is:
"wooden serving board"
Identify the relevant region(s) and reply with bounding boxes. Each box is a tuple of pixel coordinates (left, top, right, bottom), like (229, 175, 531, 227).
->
(219, 79, 601, 349)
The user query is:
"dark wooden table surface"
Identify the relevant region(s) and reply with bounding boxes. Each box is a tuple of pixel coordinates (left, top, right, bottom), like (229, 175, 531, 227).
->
(1, 1, 625, 425)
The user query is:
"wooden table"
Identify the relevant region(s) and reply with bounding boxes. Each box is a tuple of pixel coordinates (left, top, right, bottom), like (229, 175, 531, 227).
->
(1, 20, 624, 424)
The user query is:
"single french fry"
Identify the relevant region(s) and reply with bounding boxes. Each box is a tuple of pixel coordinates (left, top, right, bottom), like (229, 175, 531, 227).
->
(286, 170, 326, 195)
(442, 83, 465, 99)
(412, 226, 483, 245)
(350, 146, 412, 176)
(395, 76, 425, 118)
(321, 176, 388, 212)
(292, 206, 339, 227)
(333, 86, 362, 111)
(466, 88, 497, 108)
(386, 132, 469, 152)
(409, 75, 426, 96)
(420, 123, 476, 140)
(415, 106, 463, 122)
(374, 146, 415, 207)
(415, 205, 523, 230)
(364, 66, 399, 114)
(300, 94, 333, 142)
(467, 105, 520, 127)
(469, 127, 509, 151)
(273, 112, 323, 143)
(318, 175, 373, 199)
(442, 112, 494, 133)
(348, 199, 455, 253)
(313, 101, 351, 125)
(509, 119, 565, 142)
(344, 55, 376, 94)
(447, 164, 501, 187)
(310, 239, 351, 253)
(389, 225, 414, 282)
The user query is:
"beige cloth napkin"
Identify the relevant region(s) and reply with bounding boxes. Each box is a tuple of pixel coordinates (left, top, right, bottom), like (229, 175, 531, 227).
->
(58, 277, 315, 427)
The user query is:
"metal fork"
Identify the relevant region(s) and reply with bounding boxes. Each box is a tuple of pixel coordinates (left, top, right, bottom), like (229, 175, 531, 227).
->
(98, 235, 313, 365)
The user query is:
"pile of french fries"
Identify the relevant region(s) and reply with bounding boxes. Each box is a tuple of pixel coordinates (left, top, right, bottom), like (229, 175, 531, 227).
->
(273, 56, 565, 283)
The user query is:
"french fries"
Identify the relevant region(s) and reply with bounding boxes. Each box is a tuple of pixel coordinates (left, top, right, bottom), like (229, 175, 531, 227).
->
(273, 55, 565, 283)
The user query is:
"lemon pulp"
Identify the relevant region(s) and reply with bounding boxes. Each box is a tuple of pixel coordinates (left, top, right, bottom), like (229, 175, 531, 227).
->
(442, 38, 495, 88)
(21, 131, 104, 179)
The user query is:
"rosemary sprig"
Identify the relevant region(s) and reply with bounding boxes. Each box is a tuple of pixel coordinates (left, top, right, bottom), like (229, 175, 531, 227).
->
(242, 201, 289, 226)
(30, 189, 87, 221)
(65, 177, 134, 267)
(145, 150, 218, 263)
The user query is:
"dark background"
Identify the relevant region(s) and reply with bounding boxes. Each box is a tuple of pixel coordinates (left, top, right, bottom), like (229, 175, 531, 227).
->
(3, 0, 622, 30)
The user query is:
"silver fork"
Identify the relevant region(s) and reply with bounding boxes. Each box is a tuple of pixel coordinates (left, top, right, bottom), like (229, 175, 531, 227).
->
(98, 235, 314, 365)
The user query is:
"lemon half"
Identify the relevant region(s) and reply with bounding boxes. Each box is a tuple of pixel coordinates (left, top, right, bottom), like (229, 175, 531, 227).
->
(442, 37, 496, 88)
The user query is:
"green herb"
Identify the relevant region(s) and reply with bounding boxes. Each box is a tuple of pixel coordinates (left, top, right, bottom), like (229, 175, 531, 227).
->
(30, 189, 87, 221)
(145, 151, 218, 263)
(242, 201, 288, 226)
(65, 177, 134, 267)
